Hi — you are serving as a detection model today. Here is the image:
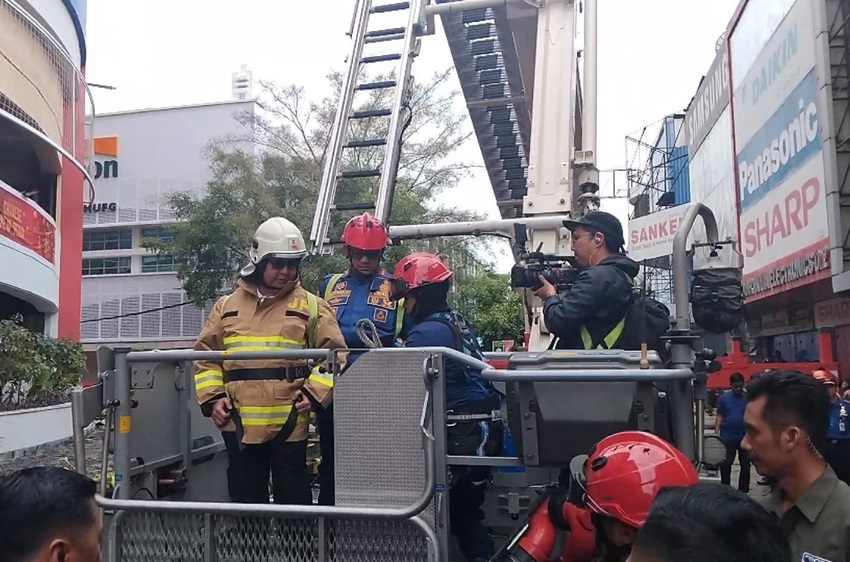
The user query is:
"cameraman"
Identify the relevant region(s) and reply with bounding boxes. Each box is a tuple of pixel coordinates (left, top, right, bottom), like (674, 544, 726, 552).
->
(533, 211, 639, 350)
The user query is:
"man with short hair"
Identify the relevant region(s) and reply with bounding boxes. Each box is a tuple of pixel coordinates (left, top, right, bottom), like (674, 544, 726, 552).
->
(715, 372, 751, 492)
(814, 368, 850, 484)
(0, 466, 103, 562)
(533, 211, 639, 351)
(743, 369, 850, 562)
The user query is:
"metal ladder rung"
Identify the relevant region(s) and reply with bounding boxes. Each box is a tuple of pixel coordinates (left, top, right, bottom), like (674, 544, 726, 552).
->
(340, 169, 382, 179)
(356, 80, 397, 91)
(361, 53, 402, 64)
(365, 27, 406, 38)
(346, 138, 387, 148)
(370, 2, 410, 13)
(364, 33, 406, 44)
(332, 202, 376, 211)
(350, 108, 392, 119)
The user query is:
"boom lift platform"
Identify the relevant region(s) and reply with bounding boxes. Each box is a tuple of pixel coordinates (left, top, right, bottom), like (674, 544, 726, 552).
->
(67, 0, 742, 560)
(70, 202, 728, 562)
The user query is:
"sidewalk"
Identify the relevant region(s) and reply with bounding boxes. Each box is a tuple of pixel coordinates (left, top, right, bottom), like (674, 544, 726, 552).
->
(702, 411, 768, 499)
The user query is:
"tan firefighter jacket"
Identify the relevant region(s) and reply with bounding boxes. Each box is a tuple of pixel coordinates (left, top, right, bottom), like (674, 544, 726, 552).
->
(194, 278, 348, 444)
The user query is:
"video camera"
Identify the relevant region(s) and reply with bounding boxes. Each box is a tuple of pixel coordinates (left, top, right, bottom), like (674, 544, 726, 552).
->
(510, 244, 581, 292)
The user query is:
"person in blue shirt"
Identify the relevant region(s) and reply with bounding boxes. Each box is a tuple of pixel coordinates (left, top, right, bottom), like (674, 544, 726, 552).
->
(714, 372, 751, 492)
(316, 212, 413, 506)
(814, 368, 850, 484)
(389, 251, 504, 562)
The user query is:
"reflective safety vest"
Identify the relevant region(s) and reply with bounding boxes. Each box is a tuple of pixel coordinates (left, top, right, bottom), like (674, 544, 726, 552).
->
(193, 279, 348, 444)
(579, 272, 632, 350)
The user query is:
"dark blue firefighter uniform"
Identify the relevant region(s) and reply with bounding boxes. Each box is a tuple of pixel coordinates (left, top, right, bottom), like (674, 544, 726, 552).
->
(826, 398, 850, 484)
(406, 310, 504, 561)
(716, 389, 751, 493)
(315, 270, 413, 505)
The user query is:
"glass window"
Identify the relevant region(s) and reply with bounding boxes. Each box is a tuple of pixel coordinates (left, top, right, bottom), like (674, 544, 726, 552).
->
(83, 229, 132, 251)
(82, 257, 132, 276)
(141, 227, 174, 242)
(141, 254, 180, 273)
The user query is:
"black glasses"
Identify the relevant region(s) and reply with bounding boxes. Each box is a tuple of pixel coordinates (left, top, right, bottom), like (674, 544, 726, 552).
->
(349, 248, 382, 261)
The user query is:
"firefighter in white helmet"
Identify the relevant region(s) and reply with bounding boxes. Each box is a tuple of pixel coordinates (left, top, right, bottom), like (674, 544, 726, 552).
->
(193, 217, 348, 504)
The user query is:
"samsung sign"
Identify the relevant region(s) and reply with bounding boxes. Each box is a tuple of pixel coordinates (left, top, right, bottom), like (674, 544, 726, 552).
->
(684, 44, 729, 157)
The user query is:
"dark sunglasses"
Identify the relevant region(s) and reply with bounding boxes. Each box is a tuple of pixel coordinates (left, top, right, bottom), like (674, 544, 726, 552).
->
(389, 278, 410, 301)
(349, 248, 382, 261)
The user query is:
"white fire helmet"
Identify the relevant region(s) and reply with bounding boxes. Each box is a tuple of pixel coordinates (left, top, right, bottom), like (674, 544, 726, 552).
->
(239, 217, 308, 277)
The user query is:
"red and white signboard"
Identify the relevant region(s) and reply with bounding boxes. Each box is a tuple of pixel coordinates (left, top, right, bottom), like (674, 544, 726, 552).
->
(627, 204, 691, 262)
(731, 0, 831, 301)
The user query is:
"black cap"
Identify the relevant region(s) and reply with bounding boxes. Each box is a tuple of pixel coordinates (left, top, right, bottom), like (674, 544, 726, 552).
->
(563, 211, 625, 249)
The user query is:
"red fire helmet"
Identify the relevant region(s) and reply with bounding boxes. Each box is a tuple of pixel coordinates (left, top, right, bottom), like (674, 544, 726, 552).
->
(389, 252, 453, 299)
(341, 212, 389, 251)
(581, 431, 699, 529)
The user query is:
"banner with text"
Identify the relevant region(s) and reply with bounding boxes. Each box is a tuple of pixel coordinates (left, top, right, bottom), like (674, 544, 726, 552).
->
(628, 205, 692, 262)
(0, 183, 56, 263)
(731, 0, 829, 300)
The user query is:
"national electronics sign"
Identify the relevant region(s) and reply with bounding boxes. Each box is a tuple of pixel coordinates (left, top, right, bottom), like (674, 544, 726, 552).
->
(731, 0, 830, 301)
(684, 44, 729, 157)
(628, 204, 691, 262)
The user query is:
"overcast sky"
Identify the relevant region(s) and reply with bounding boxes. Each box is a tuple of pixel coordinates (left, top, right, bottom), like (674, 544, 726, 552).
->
(83, 0, 739, 271)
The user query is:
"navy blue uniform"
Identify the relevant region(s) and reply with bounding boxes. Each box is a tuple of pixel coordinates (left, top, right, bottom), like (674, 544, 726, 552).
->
(826, 398, 850, 484)
(320, 270, 412, 359)
(315, 269, 413, 506)
(716, 390, 751, 492)
(405, 310, 502, 561)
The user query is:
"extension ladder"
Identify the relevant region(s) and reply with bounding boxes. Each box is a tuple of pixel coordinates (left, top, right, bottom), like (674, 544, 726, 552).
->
(309, 0, 425, 254)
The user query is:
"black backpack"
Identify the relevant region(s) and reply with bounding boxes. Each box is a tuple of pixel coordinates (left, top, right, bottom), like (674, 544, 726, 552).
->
(615, 270, 672, 355)
(690, 268, 745, 334)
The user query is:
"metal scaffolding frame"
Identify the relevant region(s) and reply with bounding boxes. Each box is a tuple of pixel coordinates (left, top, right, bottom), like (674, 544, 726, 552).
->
(624, 116, 689, 306)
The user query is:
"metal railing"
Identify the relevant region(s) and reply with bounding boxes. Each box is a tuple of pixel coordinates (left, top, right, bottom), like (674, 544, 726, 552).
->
(78, 345, 698, 561)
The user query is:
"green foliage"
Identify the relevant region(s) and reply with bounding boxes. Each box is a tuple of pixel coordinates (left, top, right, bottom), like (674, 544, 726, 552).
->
(0, 314, 85, 411)
(454, 271, 525, 350)
(148, 69, 493, 305)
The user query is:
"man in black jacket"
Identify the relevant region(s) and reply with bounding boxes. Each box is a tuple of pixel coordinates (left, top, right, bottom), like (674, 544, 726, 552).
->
(533, 211, 638, 350)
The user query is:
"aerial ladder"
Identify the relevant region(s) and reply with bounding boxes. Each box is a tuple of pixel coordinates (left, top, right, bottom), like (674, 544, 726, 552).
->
(69, 2, 736, 561)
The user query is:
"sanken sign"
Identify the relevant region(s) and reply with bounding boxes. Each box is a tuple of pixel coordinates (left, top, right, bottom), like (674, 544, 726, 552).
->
(628, 204, 692, 262)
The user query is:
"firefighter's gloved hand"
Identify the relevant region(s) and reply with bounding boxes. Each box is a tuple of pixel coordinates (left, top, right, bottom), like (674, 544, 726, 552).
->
(212, 397, 233, 428)
(294, 391, 313, 414)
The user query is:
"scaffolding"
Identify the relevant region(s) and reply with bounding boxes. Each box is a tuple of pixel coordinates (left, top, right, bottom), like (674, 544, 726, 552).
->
(625, 115, 690, 308)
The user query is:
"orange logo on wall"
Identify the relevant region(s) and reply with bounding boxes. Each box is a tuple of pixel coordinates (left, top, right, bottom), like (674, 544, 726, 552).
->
(93, 136, 119, 179)
(0, 186, 56, 263)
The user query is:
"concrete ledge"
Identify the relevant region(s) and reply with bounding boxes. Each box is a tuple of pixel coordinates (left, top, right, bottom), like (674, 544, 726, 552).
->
(0, 402, 72, 455)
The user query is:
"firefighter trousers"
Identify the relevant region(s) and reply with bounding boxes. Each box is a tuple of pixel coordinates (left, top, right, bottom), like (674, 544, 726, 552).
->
(222, 431, 313, 505)
(317, 404, 335, 506)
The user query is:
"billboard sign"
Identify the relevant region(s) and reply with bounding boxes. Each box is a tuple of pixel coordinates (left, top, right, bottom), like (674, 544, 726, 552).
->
(684, 44, 729, 157)
(0, 182, 56, 263)
(628, 204, 691, 262)
(732, 0, 830, 300)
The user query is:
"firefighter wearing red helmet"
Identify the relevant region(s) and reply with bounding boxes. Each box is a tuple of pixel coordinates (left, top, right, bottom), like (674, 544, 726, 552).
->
(390, 252, 505, 562)
(315, 212, 413, 505)
(503, 431, 699, 562)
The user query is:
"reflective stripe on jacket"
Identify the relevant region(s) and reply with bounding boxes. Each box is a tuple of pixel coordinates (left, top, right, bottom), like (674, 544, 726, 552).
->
(194, 278, 348, 444)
